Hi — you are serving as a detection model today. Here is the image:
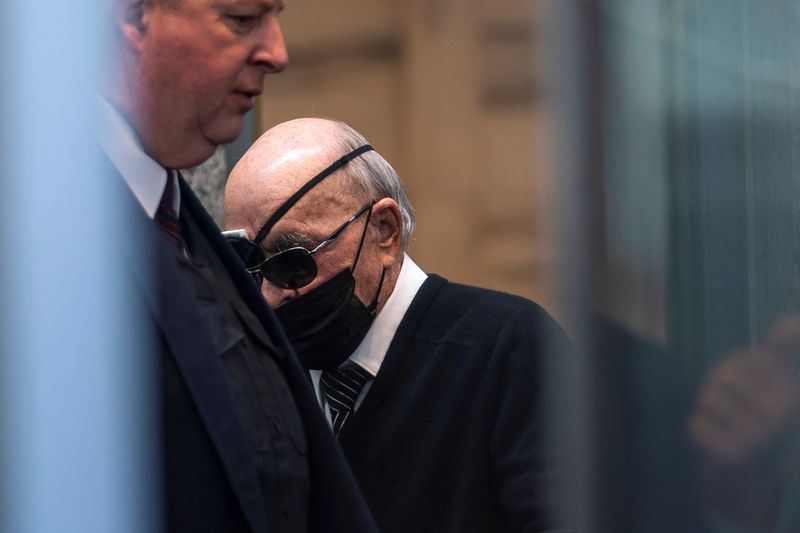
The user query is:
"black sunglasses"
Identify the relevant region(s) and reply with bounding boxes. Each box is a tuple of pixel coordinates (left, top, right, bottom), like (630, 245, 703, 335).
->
(223, 202, 373, 289)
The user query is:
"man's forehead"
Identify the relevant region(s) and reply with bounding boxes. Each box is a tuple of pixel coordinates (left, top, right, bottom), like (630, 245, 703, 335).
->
(259, 191, 351, 245)
(228, 119, 363, 235)
(265, 180, 348, 225)
(249, 144, 351, 211)
(265, 148, 332, 188)
(247, 118, 342, 173)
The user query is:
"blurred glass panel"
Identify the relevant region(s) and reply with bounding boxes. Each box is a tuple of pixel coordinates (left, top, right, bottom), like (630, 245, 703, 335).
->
(0, 2, 157, 533)
(546, 0, 800, 531)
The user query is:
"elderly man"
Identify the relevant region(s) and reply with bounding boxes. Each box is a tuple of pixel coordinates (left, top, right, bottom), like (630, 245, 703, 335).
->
(99, 2, 376, 532)
(224, 117, 571, 533)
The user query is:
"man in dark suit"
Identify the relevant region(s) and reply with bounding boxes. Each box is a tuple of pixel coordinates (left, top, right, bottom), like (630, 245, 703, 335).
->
(224, 117, 572, 533)
(99, 1, 377, 532)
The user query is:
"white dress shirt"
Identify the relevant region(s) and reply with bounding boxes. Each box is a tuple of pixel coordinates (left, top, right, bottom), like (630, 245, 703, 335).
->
(310, 254, 428, 423)
(96, 97, 174, 219)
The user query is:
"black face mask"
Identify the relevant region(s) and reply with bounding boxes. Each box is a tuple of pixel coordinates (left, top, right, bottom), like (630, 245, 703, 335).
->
(274, 267, 385, 370)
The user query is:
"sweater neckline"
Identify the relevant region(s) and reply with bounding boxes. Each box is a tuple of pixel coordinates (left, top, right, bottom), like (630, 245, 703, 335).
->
(338, 274, 447, 443)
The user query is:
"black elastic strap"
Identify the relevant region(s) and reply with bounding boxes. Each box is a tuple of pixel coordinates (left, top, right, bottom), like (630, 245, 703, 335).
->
(367, 268, 386, 317)
(350, 202, 373, 273)
(253, 144, 374, 245)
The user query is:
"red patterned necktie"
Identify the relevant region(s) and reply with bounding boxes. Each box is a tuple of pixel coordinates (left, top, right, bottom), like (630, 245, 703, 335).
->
(155, 171, 186, 253)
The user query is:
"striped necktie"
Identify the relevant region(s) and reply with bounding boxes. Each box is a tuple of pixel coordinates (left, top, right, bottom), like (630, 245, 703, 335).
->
(320, 362, 372, 436)
(155, 171, 186, 253)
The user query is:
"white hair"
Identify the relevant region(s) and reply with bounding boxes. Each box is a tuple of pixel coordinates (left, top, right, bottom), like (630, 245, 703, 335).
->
(329, 121, 416, 251)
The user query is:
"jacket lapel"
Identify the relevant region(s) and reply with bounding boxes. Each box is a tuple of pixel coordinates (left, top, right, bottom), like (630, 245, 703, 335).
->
(178, 177, 294, 355)
(113, 165, 270, 533)
(179, 178, 380, 532)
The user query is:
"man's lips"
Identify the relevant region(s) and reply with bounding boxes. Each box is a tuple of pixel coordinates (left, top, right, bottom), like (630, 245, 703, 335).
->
(231, 89, 260, 111)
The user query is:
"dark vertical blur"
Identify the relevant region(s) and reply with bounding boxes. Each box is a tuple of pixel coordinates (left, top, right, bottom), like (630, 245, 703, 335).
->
(546, 0, 800, 531)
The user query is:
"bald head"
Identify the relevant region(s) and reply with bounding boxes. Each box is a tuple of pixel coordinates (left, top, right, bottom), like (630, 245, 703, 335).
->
(225, 118, 414, 313)
(225, 118, 351, 234)
(225, 117, 415, 249)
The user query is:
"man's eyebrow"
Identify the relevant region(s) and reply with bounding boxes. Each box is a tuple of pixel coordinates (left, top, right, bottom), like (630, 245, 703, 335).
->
(259, 0, 286, 11)
(262, 231, 314, 252)
(216, 0, 285, 11)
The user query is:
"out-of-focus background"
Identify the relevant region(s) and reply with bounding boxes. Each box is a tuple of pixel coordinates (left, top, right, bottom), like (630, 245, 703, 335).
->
(4, 0, 800, 531)
(252, 0, 561, 319)
(183, 1, 800, 531)
(189, 0, 566, 325)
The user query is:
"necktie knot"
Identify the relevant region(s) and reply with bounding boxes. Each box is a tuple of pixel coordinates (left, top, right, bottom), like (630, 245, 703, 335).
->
(320, 362, 372, 436)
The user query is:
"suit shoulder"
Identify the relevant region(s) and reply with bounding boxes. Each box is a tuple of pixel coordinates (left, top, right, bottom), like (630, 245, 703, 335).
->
(410, 275, 565, 349)
(437, 279, 551, 319)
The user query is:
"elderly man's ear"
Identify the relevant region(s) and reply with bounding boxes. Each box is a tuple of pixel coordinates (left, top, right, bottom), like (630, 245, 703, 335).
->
(371, 198, 403, 266)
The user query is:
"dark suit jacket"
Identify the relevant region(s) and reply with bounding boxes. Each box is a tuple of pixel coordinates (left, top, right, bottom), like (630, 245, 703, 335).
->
(336, 275, 571, 533)
(114, 163, 377, 533)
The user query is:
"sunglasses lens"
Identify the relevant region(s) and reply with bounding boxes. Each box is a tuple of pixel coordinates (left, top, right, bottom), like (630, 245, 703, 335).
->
(262, 248, 318, 289)
(226, 237, 265, 270)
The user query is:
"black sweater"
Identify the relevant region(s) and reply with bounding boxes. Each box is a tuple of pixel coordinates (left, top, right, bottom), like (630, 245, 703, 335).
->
(337, 275, 570, 533)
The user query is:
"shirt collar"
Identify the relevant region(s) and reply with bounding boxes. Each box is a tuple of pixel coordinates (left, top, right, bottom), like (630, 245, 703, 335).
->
(96, 97, 169, 219)
(349, 254, 428, 376)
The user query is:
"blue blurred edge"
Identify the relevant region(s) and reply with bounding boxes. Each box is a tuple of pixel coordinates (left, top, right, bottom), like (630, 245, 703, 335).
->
(0, 2, 159, 533)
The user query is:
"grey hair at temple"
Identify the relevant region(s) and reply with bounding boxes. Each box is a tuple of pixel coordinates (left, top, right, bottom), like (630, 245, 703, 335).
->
(329, 121, 416, 251)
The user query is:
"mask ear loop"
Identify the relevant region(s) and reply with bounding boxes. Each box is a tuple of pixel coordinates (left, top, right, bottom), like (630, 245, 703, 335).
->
(350, 203, 373, 273)
(350, 204, 386, 317)
(367, 268, 386, 317)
